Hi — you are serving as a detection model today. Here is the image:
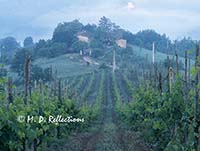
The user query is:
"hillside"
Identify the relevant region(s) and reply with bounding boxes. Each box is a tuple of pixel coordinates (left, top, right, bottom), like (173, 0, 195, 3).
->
(29, 43, 193, 80)
(1, 1, 200, 151)
(33, 53, 98, 78)
(131, 45, 194, 64)
(1, 19, 199, 151)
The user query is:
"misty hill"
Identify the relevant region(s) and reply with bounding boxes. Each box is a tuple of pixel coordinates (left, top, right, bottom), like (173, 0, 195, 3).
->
(0, 16, 197, 81)
(0, 17, 199, 64)
(21, 44, 189, 80)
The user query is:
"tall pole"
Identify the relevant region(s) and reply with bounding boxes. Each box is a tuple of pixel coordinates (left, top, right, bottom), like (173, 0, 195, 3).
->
(54, 69, 57, 97)
(194, 45, 199, 151)
(7, 77, 13, 104)
(185, 51, 188, 87)
(189, 58, 191, 85)
(0, 46, 1, 61)
(58, 79, 62, 103)
(0, 46, 3, 63)
(167, 40, 169, 56)
(152, 42, 157, 88)
(169, 67, 174, 93)
(152, 42, 155, 65)
(24, 55, 30, 104)
(113, 50, 116, 73)
(176, 54, 179, 74)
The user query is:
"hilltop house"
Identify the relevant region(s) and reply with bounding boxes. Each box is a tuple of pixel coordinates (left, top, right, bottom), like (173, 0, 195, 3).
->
(77, 31, 90, 43)
(116, 39, 127, 48)
(77, 35, 89, 43)
(77, 32, 92, 56)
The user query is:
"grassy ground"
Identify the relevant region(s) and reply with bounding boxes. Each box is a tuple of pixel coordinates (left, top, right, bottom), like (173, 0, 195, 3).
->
(33, 54, 98, 78)
(6, 44, 194, 85)
(131, 45, 194, 64)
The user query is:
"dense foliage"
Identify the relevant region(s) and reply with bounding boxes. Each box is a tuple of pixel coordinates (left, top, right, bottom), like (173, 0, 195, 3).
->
(116, 72, 199, 150)
(0, 37, 20, 63)
(0, 72, 101, 150)
(1, 16, 200, 151)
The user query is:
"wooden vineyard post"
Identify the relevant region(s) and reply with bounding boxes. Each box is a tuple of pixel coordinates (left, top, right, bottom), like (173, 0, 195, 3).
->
(24, 55, 30, 105)
(149, 71, 152, 86)
(185, 51, 188, 85)
(57, 79, 62, 139)
(38, 79, 42, 95)
(184, 51, 189, 144)
(154, 65, 158, 89)
(167, 56, 170, 69)
(54, 69, 57, 97)
(135, 70, 139, 87)
(142, 65, 145, 82)
(64, 80, 67, 99)
(176, 54, 179, 74)
(7, 77, 13, 104)
(168, 67, 174, 93)
(113, 49, 116, 73)
(34, 80, 37, 90)
(23, 54, 31, 151)
(194, 45, 199, 151)
(37, 79, 44, 151)
(145, 53, 148, 63)
(50, 65, 52, 83)
(49, 65, 53, 96)
(58, 79, 62, 103)
(152, 42, 155, 65)
(152, 42, 157, 88)
(189, 58, 191, 86)
(185, 51, 188, 103)
(29, 80, 32, 98)
(158, 72, 162, 96)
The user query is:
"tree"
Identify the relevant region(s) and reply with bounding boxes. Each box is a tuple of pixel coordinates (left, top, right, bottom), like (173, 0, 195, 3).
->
(0, 37, 20, 63)
(35, 39, 47, 50)
(31, 65, 50, 82)
(122, 31, 133, 41)
(99, 16, 113, 32)
(90, 39, 103, 49)
(36, 42, 67, 58)
(83, 24, 97, 35)
(91, 48, 104, 58)
(34, 39, 48, 58)
(11, 48, 30, 76)
(23, 36, 34, 48)
(52, 20, 83, 46)
(94, 17, 123, 47)
(96, 17, 114, 46)
(72, 41, 88, 53)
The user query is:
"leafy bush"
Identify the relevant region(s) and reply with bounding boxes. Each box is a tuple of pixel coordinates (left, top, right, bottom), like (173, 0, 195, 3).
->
(117, 78, 194, 150)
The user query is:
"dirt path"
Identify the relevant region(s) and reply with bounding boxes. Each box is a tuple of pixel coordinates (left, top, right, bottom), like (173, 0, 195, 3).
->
(61, 71, 150, 151)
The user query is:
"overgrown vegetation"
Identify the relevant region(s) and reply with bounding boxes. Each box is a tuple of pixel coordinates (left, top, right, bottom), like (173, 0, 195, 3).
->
(1, 16, 200, 151)
(0, 68, 101, 151)
(116, 46, 200, 150)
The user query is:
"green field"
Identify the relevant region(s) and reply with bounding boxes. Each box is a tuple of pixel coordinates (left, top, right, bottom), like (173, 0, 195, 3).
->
(33, 53, 98, 78)
(131, 45, 194, 64)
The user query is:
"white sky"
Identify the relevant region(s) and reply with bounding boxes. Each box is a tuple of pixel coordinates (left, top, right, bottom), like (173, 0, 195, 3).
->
(0, 0, 200, 42)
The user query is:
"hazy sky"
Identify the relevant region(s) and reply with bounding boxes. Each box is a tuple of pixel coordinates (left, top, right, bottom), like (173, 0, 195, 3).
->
(0, 0, 200, 42)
